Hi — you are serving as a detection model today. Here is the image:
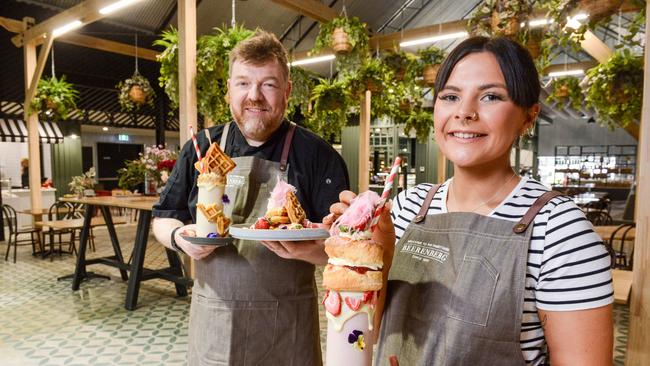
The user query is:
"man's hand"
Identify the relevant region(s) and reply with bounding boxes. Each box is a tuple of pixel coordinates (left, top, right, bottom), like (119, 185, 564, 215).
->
(259, 222, 328, 265)
(173, 224, 219, 260)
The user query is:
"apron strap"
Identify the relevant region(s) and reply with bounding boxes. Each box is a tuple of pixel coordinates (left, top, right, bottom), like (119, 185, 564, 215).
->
(220, 122, 231, 151)
(279, 122, 296, 172)
(413, 184, 442, 223)
(204, 128, 212, 145)
(513, 190, 563, 234)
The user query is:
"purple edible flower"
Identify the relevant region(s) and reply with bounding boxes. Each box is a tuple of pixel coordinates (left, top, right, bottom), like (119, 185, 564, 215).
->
(222, 194, 230, 204)
(207, 233, 218, 238)
(348, 330, 363, 343)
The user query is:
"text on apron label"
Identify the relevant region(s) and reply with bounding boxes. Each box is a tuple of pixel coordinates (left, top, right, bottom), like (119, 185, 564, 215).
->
(400, 240, 449, 264)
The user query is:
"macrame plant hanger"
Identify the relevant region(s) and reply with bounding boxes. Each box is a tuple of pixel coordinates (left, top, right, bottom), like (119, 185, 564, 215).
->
(231, 0, 237, 28)
(51, 45, 56, 80)
(133, 33, 140, 77)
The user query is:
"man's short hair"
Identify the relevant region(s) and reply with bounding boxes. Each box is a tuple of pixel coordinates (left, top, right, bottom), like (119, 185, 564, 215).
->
(229, 30, 290, 81)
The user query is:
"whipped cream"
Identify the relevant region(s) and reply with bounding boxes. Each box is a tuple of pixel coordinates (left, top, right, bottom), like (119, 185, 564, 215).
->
(328, 257, 382, 270)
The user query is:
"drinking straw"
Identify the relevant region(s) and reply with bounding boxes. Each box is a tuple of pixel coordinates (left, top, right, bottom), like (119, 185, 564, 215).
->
(189, 126, 204, 173)
(388, 355, 400, 366)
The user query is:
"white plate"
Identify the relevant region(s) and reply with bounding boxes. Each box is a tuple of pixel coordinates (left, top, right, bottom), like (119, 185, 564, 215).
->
(229, 224, 330, 241)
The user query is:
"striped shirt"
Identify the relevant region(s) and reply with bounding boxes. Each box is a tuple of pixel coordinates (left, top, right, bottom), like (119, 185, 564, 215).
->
(390, 177, 613, 365)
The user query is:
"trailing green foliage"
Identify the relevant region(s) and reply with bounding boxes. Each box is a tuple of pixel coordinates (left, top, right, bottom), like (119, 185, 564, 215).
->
(116, 72, 156, 112)
(30, 75, 79, 122)
(287, 66, 317, 117)
(414, 46, 446, 77)
(153, 27, 179, 110)
(196, 25, 254, 124)
(403, 107, 433, 143)
(306, 78, 352, 140)
(546, 77, 584, 111)
(467, 0, 534, 40)
(154, 25, 254, 124)
(586, 49, 643, 129)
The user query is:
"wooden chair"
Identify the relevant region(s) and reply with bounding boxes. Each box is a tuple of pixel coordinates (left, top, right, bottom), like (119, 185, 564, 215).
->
(44, 201, 77, 257)
(586, 210, 614, 226)
(609, 223, 636, 269)
(2, 204, 42, 263)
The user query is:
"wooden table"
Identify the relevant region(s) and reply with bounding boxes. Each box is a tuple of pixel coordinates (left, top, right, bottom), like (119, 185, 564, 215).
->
(60, 196, 191, 310)
(612, 269, 633, 304)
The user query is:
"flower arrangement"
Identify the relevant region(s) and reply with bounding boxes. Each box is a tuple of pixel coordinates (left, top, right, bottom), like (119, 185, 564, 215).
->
(118, 145, 178, 192)
(30, 75, 79, 122)
(116, 71, 156, 112)
(69, 167, 96, 196)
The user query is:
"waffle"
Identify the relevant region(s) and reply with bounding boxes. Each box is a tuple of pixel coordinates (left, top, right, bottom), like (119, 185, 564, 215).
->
(197, 203, 222, 223)
(285, 191, 306, 224)
(193, 143, 236, 175)
(205, 143, 236, 175)
(215, 213, 231, 236)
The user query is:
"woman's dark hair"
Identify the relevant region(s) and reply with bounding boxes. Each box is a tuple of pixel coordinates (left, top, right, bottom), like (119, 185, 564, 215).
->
(434, 36, 540, 109)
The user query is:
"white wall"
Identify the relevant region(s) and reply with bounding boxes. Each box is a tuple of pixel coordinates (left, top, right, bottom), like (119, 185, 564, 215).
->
(0, 142, 52, 188)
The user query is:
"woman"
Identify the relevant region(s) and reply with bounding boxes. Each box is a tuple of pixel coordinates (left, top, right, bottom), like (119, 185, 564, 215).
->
(20, 158, 29, 188)
(326, 37, 613, 365)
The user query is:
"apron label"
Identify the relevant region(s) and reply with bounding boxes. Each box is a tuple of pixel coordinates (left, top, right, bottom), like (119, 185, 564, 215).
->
(400, 239, 449, 264)
(227, 175, 246, 188)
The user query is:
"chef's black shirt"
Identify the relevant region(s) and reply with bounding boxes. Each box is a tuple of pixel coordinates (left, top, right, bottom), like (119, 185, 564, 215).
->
(152, 120, 350, 224)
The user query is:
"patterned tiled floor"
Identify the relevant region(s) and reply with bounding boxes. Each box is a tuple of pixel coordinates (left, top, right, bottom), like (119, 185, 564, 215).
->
(1, 223, 629, 365)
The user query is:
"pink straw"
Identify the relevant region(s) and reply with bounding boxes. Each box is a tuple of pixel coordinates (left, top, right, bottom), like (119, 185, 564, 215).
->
(370, 157, 401, 229)
(189, 126, 204, 173)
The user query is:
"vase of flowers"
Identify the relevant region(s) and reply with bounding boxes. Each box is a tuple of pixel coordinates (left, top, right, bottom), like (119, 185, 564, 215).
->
(118, 145, 178, 194)
(69, 167, 96, 197)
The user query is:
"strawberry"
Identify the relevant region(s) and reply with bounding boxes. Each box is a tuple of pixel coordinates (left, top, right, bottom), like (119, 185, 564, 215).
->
(254, 218, 270, 229)
(345, 297, 362, 311)
(324, 290, 341, 316)
(362, 291, 373, 304)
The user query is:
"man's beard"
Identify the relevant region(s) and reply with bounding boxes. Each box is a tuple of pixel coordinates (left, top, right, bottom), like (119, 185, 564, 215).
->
(232, 102, 283, 141)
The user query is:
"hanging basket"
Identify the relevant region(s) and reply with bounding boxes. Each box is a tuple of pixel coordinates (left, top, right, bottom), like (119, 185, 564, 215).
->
(365, 79, 382, 93)
(491, 11, 520, 37)
(527, 38, 541, 59)
(423, 64, 440, 86)
(399, 99, 411, 112)
(579, 0, 623, 23)
(331, 27, 352, 54)
(555, 85, 570, 98)
(128, 84, 147, 104)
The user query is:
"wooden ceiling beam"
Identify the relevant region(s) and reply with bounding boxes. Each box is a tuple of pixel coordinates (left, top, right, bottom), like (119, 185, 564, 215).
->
(12, 0, 116, 47)
(267, 0, 337, 23)
(2, 16, 158, 61)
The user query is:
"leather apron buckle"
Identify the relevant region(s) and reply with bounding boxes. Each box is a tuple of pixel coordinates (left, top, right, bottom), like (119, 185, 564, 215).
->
(513, 223, 528, 234)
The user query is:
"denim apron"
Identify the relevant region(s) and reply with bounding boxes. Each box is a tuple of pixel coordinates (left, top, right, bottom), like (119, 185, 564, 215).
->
(188, 122, 321, 366)
(376, 184, 560, 365)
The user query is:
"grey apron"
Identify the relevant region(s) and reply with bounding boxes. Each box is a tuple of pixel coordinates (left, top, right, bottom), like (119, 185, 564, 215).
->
(188, 122, 322, 366)
(376, 185, 560, 366)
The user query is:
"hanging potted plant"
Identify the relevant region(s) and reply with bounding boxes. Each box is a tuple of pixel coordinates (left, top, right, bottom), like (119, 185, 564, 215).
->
(117, 71, 156, 112)
(585, 49, 643, 129)
(287, 66, 317, 117)
(415, 46, 446, 86)
(312, 16, 370, 77)
(30, 75, 79, 122)
(383, 51, 417, 82)
(402, 107, 433, 143)
(306, 78, 352, 139)
(546, 77, 584, 111)
(468, 0, 534, 39)
(154, 25, 254, 124)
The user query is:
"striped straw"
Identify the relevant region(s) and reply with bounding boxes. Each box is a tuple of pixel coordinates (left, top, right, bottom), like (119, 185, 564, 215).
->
(189, 126, 204, 173)
(370, 157, 401, 229)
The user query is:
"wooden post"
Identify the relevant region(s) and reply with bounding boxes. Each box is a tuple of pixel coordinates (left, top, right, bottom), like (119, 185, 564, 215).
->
(625, 2, 650, 364)
(22, 18, 45, 217)
(358, 90, 371, 193)
(178, 0, 197, 144)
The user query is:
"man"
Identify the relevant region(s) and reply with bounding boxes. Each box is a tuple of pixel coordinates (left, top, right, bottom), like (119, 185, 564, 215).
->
(152, 30, 349, 365)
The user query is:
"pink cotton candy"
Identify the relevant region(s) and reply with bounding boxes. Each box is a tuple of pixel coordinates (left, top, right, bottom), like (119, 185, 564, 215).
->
(331, 190, 381, 235)
(267, 180, 297, 210)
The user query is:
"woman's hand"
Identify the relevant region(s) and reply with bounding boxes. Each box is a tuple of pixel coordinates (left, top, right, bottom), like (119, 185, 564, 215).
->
(322, 190, 356, 227)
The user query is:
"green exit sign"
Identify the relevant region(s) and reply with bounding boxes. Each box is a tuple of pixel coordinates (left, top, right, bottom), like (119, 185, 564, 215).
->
(118, 134, 129, 142)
